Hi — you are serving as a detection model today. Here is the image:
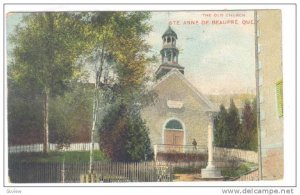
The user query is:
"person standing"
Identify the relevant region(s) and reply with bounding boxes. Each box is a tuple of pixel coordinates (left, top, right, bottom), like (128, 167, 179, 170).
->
(192, 138, 197, 150)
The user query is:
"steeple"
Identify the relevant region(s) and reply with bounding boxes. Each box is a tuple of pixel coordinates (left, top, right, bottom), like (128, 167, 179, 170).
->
(156, 26, 184, 79)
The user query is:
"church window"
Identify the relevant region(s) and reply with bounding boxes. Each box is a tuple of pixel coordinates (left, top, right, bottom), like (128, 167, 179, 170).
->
(167, 53, 171, 61)
(167, 37, 171, 43)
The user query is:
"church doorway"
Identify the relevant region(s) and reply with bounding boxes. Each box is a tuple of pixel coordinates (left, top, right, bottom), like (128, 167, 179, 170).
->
(164, 119, 184, 152)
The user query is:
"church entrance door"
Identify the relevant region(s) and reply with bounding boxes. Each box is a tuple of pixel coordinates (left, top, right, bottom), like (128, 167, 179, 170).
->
(164, 130, 184, 144)
(164, 119, 184, 152)
(164, 130, 184, 152)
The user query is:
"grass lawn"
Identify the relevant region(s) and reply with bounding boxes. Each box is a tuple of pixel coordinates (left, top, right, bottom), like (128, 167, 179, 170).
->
(9, 150, 108, 163)
(221, 162, 258, 179)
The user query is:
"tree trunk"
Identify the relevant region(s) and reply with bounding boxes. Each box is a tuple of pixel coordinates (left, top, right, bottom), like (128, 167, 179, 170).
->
(89, 40, 107, 173)
(43, 88, 49, 154)
(43, 13, 53, 154)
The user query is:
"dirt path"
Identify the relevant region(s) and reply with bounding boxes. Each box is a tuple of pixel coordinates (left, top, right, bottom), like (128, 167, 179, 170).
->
(173, 174, 202, 181)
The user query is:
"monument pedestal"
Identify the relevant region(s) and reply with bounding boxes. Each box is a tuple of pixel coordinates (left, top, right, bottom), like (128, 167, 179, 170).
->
(201, 112, 222, 179)
(201, 165, 222, 178)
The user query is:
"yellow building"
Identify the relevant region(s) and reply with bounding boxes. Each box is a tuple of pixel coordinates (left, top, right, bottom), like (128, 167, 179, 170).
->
(256, 10, 284, 180)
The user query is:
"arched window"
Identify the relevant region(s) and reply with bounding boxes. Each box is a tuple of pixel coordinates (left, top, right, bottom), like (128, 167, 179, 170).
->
(164, 119, 184, 148)
(167, 37, 171, 43)
(165, 119, 183, 130)
(172, 37, 176, 45)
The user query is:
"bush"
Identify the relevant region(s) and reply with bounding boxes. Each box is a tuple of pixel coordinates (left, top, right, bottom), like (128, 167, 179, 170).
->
(221, 163, 250, 178)
(99, 103, 152, 162)
(173, 165, 205, 174)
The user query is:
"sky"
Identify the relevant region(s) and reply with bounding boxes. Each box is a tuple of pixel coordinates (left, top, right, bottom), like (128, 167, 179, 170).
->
(147, 11, 256, 95)
(6, 11, 256, 95)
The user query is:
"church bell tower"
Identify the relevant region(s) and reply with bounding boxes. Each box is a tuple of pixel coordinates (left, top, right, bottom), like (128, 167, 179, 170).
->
(155, 26, 185, 79)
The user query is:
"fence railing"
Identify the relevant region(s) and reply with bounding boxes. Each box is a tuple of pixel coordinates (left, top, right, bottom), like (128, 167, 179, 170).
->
(153, 145, 258, 162)
(8, 143, 100, 154)
(154, 144, 207, 153)
(9, 144, 258, 165)
(153, 144, 207, 160)
(214, 147, 258, 164)
(9, 161, 173, 183)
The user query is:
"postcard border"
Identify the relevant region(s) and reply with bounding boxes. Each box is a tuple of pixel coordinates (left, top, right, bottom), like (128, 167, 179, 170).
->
(2, 2, 297, 188)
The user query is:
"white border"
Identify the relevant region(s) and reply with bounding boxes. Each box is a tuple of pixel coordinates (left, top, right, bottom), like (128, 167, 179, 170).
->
(1, 2, 297, 190)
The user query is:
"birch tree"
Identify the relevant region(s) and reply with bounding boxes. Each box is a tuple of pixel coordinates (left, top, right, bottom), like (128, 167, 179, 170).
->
(9, 13, 87, 153)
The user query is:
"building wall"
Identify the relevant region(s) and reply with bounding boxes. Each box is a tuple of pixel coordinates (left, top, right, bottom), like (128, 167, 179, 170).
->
(142, 73, 209, 149)
(257, 10, 284, 180)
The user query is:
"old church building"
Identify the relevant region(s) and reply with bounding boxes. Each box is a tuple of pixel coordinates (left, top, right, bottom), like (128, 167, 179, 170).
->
(142, 27, 217, 154)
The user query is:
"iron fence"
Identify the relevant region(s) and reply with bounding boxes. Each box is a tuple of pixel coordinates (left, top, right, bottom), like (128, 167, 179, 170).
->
(9, 161, 173, 183)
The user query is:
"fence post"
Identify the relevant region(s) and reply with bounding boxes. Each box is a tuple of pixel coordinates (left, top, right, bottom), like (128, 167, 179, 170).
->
(154, 145, 157, 161)
(60, 158, 65, 183)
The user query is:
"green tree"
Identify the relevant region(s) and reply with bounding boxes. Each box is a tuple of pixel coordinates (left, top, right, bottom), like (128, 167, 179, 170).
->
(237, 100, 253, 149)
(214, 104, 228, 147)
(237, 99, 258, 151)
(100, 103, 152, 162)
(7, 78, 43, 145)
(226, 99, 241, 148)
(9, 13, 88, 153)
(49, 83, 93, 144)
(126, 114, 152, 161)
(249, 99, 258, 151)
(96, 12, 154, 161)
(214, 99, 241, 148)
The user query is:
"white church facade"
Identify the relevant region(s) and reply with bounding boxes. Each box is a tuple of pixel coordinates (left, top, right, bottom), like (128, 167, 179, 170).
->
(142, 27, 218, 156)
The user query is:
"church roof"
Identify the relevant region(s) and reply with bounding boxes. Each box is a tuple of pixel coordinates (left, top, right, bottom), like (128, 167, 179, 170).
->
(155, 63, 184, 73)
(162, 26, 178, 39)
(151, 68, 218, 112)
